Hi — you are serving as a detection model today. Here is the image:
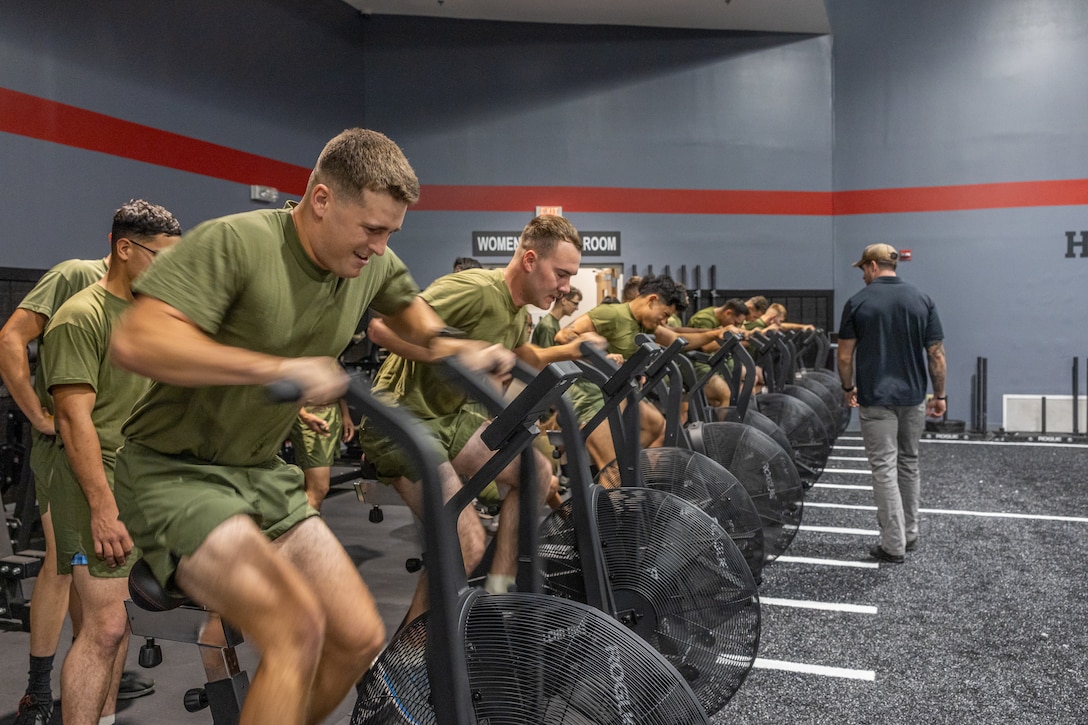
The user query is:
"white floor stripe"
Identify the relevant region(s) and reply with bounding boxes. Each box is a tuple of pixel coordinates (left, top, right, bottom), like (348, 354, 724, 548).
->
(920, 507, 1088, 523)
(813, 482, 871, 491)
(804, 501, 1088, 523)
(752, 658, 876, 681)
(922, 438, 1088, 449)
(828, 455, 868, 461)
(761, 597, 878, 614)
(774, 555, 879, 569)
(820, 468, 872, 474)
(799, 524, 878, 536)
(833, 444, 866, 450)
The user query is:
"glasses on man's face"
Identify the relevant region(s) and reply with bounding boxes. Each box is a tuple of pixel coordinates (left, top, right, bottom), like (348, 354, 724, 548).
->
(124, 238, 158, 257)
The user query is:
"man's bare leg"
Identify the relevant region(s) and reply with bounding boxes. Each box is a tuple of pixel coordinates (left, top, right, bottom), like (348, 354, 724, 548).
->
(545, 474, 562, 510)
(176, 515, 327, 725)
(704, 374, 732, 409)
(273, 516, 385, 724)
(59, 570, 129, 725)
(393, 462, 488, 624)
(452, 425, 553, 586)
(100, 623, 128, 717)
(585, 421, 619, 487)
(27, 510, 72, 658)
(302, 467, 332, 510)
(639, 400, 666, 450)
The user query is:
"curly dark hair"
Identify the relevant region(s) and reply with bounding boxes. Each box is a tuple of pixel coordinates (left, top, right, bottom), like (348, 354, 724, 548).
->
(637, 274, 686, 310)
(452, 256, 482, 272)
(111, 199, 181, 242)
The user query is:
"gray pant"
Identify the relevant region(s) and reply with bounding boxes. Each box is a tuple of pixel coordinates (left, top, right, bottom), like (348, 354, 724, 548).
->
(858, 403, 926, 556)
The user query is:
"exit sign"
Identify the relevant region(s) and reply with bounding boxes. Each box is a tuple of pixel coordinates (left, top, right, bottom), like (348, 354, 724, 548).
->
(536, 206, 563, 217)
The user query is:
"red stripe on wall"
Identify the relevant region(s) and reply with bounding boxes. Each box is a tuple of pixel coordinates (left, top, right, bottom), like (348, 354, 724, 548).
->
(3, 87, 1088, 216)
(0, 87, 311, 194)
(833, 179, 1088, 215)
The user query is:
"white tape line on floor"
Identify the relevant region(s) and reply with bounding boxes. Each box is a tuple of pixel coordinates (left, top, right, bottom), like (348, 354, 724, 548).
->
(751, 658, 876, 681)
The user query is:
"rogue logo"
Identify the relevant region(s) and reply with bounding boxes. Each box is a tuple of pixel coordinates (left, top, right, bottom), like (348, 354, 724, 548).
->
(1065, 231, 1088, 258)
(605, 644, 636, 725)
(542, 619, 588, 644)
(762, 461, 776, 500)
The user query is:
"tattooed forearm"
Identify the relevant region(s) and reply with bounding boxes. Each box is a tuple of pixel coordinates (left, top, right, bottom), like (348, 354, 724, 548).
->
(927, 341, 946, 395)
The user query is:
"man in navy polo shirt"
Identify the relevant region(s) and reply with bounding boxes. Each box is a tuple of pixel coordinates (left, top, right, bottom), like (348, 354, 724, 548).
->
(837, 243, 946, 564)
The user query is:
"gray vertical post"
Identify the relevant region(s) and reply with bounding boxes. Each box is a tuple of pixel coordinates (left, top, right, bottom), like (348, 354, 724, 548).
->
(1041, 396, 1047, 434)
(1074, 357, 1080, 435)
(974, 356, 987, 434)
(981, 357, 988, 433)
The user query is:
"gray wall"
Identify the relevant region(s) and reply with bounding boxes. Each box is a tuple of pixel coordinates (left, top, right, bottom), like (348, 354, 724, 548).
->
(0, 0, 368, 265)
(358, 17, 832, 289)
(2, 0, 1085, 424)
(829, 0, 1088, 425)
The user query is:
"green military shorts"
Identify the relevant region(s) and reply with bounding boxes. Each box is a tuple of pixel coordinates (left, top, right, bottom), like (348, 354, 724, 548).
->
(29, 432, 61, 516)
(114, 441, 315, 590)
(357, 404, 487, 485)
(51, 453, 137, 578)
(287, 404, 343, 470)
(693, 357, 735, 385)
(566, 379, 606, 426)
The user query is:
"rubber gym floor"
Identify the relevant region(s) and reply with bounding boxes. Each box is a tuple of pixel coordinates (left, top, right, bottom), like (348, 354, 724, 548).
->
(2, 437, 1086, 724)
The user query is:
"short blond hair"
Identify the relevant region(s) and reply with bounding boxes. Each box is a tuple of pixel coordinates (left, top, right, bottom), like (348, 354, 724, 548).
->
(310, 128, 420, 204)
(519, 214, 582, 258)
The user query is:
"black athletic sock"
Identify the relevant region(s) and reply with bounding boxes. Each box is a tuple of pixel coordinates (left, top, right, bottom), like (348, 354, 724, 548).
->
(27, 654, 54, 698)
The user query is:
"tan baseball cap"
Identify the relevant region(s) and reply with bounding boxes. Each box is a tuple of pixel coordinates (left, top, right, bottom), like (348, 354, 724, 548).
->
(852, 243, 899, 267)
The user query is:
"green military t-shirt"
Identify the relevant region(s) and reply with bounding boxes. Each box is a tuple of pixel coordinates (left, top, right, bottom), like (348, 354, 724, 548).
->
(21, 258, 109, 414)
(531, 313, 561, 348)
(687, 306, 719, 330)
(371, 268, 528, 421)
(22, 258, 109, 483)
(41, 284, 149, 464)
(567, 302, 655, 423)
(588, 302, 654, 358)
(686, 305, 734, 380)
(123, 207, 419, 467)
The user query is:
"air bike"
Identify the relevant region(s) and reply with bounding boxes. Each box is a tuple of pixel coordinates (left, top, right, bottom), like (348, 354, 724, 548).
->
(749, 330, 845, 447)
(628, 333, 805, 566)
(537, 339, 762, 717)
(684, 332, 829, 491)
(565, 337, 766, 582)
(124, 363, 707, 725)
(786, 327, 853, 437)
(351, 359, 710, 724)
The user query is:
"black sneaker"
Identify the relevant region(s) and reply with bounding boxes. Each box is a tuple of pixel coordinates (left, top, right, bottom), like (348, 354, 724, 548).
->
(117, 670, 155, 700)
(869, 544, 905, 564)
(14, 693, 54, 725)
(905, 538, 919, 552)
